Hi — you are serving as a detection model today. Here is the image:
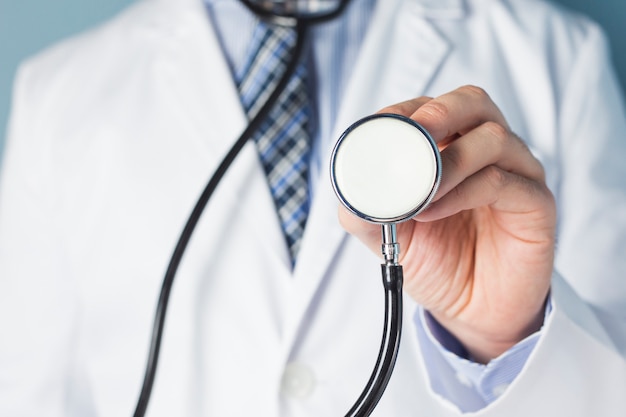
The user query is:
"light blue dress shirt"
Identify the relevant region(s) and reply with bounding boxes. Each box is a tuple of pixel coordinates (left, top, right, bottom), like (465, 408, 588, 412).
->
(202, 0, 546, 412)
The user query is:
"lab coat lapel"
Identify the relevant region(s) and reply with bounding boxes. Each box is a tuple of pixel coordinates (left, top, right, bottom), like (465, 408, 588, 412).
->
(151, 0, 462, 349)
(153, 0, 246, 156)
(286, 0, 456, 348)
(333, 0, 456, 129)
(153, 0, 292, 269)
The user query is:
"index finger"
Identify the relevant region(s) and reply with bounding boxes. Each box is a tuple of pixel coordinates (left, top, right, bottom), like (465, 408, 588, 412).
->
(379, 86, 509, 144)
(377, 96, 432, 117)
(411, 85, 509, 142)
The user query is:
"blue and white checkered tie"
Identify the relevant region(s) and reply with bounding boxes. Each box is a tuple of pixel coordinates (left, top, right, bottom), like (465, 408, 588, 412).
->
(236, 22, 312, 266)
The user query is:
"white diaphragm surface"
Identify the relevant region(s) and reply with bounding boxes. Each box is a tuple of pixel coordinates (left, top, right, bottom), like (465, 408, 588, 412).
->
(331, 114, 441, 223)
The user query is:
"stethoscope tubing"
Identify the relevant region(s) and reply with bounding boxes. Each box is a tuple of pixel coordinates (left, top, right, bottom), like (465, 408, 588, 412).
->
(345, 264, 403, 417)
(132, 20, 310, 417)
(132, 8, 403, 416)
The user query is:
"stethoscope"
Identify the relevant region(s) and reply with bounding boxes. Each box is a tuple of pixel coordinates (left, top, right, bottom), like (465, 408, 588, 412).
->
(132, 1, 442, 416)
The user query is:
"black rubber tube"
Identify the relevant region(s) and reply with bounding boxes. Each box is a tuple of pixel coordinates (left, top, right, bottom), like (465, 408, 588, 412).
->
(132, 22, 309, 417)
(344, 264, 403, 417)
(132, 17, 404, 417)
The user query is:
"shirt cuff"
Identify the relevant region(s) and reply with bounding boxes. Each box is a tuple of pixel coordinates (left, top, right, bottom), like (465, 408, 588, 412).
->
(414, 298, 552, 411)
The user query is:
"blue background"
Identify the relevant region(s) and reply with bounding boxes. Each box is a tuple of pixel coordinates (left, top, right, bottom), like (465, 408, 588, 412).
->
(1, 0, 625, 158)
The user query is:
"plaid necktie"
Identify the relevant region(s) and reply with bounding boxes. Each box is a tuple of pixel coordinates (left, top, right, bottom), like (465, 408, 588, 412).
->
(236, 22, 312, 266)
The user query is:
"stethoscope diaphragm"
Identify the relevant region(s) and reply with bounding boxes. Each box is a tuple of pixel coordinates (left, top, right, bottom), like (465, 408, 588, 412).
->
(330, 113, 442, 224)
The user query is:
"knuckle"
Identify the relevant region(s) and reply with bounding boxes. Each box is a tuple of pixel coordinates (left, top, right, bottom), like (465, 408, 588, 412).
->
(419, 100, 451, 122)
(513, 133, 547, 181)
(458, 85, 490, 101)
(415, 95, 432, 102)
(482, 121, 509, 147)
(483, 165, 508, 189)
(378, 97, 431, 115)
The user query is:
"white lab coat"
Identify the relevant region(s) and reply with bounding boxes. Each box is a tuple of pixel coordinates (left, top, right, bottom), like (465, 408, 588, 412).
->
(1, 0, 625, 416)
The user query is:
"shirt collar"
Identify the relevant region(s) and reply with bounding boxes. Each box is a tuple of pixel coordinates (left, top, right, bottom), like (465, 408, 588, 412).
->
(200, 0, 466, 19)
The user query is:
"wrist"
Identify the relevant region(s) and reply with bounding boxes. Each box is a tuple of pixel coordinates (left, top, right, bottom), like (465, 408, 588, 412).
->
(429, 298, 548, 363)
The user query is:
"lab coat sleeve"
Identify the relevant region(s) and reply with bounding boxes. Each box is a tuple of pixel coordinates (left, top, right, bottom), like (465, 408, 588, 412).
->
(408, 18, 626, 417)
(415, 303, 549, 412)
(0, 62, 85, 417)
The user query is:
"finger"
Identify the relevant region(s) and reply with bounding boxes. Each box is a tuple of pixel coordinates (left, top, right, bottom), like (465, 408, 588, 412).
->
(338, 205, 419, 262)
(337, 205, 376, 238)
(410, 85, 509, 143)
(337, 206, 381, 253)
(416, 166, 555, 223)
(434, 122, 545, 199)
(377, 96, 432, 117)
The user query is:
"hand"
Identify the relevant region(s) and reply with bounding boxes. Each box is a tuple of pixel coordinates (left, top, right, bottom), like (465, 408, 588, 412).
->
(339, 86, 556, 363)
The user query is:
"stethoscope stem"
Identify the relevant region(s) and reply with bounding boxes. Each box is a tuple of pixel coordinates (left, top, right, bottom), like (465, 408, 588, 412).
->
(382, 223, 400, 266)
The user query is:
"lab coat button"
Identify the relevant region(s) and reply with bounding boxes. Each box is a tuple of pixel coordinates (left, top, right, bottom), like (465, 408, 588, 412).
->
(280, 362, 316, 399)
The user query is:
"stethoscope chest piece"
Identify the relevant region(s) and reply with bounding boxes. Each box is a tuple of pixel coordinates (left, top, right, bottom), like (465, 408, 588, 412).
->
(330, 113, 442, 224)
